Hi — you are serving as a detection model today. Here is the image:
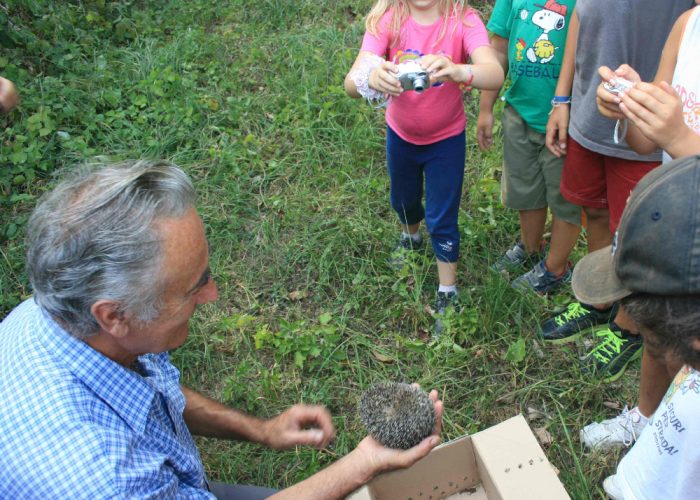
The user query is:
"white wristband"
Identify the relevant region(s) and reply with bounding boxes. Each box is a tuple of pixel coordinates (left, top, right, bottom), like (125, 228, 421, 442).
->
(350, 54, 389, 107)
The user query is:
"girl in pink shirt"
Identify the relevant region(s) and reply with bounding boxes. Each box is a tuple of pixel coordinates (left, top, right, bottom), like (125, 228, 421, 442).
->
(344, 0, 503, 333)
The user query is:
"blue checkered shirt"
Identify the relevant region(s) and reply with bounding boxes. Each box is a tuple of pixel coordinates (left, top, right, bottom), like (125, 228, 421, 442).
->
(0, 299, 214, 498)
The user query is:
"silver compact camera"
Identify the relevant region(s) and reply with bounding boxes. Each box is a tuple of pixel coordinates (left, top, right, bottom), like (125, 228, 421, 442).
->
(394, 60, 430, 93)
(603, 77, 635, 95)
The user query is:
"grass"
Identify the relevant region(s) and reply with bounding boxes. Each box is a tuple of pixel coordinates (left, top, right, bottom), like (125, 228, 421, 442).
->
(0, 1, 638, 497)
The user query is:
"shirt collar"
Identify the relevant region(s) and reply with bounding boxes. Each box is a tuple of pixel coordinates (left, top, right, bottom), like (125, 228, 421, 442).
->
(37, 305, 156, 435)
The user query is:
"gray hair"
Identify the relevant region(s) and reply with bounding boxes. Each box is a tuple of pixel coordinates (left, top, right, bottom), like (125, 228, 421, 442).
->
(621, 293, 700, 367)
(26, 160, 197, 339)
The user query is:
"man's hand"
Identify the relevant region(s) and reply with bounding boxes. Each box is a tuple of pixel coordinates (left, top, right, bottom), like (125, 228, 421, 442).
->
(261, 404, 336, 450)
(354, 388, 443, 477)
(0, 77, 19, 114)
(267, 388, 444, 500)
(596, 64, 642, 120)
(545, 105, 570, 157)
(369, 61, 402, 97)
(476, 111, 494, 150)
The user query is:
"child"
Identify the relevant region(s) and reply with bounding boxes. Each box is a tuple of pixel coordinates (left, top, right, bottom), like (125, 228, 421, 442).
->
(537, 0, 694, 392)
(569, 156, 700, 499)
(596, 6, 700, 162)
(344, 0, 503, 333)
(0, 76, 19, 114)
(477, 0, 581, 295)
(578, 5, 700, 458)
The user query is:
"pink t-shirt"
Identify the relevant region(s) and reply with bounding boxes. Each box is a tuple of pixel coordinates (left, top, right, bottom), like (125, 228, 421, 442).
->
(361, 9, 489, 145)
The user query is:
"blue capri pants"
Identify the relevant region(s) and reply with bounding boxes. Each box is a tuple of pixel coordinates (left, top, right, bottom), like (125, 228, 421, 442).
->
(386, 126, 466, 263)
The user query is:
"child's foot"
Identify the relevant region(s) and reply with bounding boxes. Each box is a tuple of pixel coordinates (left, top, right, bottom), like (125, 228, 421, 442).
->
(580, 322, 643, 383)
(602, 475, 624, 500)
(389, 232, 424, 268)
(433, 290, 460, 337)
(538, 302, 617, 344)
(580, 406, 648, 450)
(511, 258, 571, 295)
(491, 241, 543, 274)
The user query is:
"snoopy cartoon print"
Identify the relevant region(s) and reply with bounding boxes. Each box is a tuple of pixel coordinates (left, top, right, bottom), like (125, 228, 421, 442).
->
(526, 0, 568, 64)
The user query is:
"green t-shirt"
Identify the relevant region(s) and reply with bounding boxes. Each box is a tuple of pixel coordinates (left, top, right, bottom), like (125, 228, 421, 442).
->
(487, 0, 576, 133)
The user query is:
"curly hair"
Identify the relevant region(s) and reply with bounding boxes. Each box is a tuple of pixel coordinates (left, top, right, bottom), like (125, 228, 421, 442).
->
(621, 293, 700, 367)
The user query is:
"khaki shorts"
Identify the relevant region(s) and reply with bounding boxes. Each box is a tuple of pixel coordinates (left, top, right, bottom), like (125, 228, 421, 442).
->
(501, 105, 581, 226)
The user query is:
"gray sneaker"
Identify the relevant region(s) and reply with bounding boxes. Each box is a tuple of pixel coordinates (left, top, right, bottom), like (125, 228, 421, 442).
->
(433, 291, 460, 337)
(491, 241, 543, 274)
(511, 258, 571, 295)
(389, 233, 424, 268)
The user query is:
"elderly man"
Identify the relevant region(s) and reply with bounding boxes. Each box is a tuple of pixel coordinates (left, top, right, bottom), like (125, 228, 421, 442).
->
(569, 155, 700, 499)
(0, 161, 442, 499)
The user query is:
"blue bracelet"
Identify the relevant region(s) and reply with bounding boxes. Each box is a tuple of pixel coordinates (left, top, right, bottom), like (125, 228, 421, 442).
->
(551, 95, 571, 105)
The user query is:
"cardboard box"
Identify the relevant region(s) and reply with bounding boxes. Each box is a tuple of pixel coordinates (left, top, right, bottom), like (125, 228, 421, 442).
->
(347, 414, 570, 500)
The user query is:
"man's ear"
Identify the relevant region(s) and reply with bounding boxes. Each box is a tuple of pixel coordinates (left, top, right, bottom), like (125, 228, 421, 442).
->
(691, 338, 700, 353)
(90, 300, 130, 339)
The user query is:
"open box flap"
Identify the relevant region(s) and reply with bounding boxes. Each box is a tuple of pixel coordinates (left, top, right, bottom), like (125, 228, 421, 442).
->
(471, 415, 570, 500)
(348, 434, 482, 500)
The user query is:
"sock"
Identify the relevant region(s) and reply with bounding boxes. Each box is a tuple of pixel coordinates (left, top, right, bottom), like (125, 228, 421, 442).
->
(438, 284, 457, 294)
(630, 406, 650, 424)
(402, 231, 421, 242)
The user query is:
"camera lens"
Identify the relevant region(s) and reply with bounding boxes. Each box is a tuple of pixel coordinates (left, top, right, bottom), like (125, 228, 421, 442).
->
(413, 77, 427, 93)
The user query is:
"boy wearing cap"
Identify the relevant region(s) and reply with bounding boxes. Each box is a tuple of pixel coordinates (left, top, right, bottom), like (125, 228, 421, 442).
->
(570, 155, 700, 499)
(478, 0, 581, 294)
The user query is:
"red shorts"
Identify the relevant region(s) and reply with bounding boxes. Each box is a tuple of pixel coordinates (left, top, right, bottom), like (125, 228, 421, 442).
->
(560, 137, 659, 233)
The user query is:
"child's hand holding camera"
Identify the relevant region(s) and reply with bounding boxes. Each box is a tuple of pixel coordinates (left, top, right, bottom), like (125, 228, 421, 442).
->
(596, 64, 641, 120)
(419, 54, 473, 85)
(618, 80, 688, 155)
(596, 63, 698, 158)
(368, 60, 403, 97)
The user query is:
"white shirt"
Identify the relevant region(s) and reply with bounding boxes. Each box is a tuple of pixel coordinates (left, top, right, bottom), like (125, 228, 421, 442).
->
(616, 365, 700, 499)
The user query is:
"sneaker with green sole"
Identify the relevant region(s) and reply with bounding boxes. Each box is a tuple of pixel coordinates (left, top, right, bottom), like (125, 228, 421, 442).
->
(580, 322, 643, 382)
(539, 302, 617, 344)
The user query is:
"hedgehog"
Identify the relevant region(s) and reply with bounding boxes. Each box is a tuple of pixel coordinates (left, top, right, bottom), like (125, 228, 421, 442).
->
(358, 382, 435, 450)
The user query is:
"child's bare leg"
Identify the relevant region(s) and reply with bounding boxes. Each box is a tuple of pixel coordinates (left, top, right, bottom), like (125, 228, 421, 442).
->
(437, 260, 457, 286)
(545, 216, 580, 276)
(519, 208, 547, 253)
(583, 206, 615, 309)
(584, 206, 612, 252)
